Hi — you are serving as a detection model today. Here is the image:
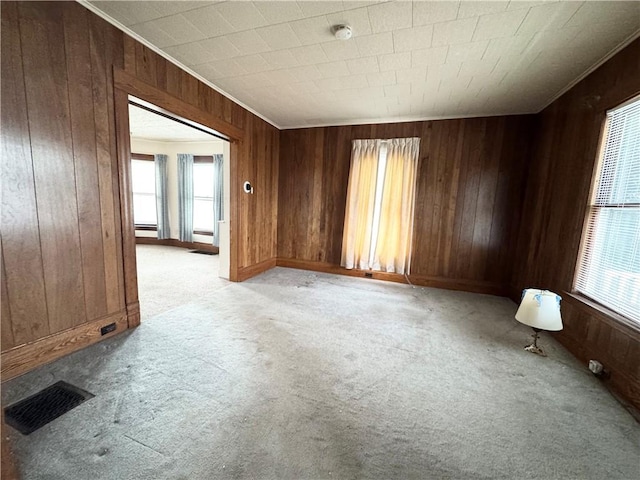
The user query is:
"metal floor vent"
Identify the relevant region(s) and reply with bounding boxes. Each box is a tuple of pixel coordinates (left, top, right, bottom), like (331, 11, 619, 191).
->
(3, 381, 94, 435)
(189, 249, 217, 255)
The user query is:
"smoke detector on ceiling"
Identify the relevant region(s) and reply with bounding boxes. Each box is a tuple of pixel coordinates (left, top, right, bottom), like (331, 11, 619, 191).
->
(333, 25, 352, 40)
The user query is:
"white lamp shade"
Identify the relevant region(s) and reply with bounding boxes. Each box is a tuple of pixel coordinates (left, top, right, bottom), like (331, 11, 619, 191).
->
(515, 289, 563, 331)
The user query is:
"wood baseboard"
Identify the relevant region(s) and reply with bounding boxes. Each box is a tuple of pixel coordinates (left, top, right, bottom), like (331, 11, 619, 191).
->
(237, 257, 277, 281)
(127, 301, 141, 328)
(135, 236, 219, 253)
(1, 310, 128, 382)
(276, 258, 507, 296)
(552, 330, 640, 413)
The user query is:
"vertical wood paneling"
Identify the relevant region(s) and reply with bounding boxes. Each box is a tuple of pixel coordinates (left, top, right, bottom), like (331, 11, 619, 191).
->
(453, 120, 483, 278)
(89, 14, 123, 314)
(279, 117, 531, 289)
(0, 1, 49, 347)
(512, 38, 640, 409)
(1, 253, 15, 351)
(18, 2, 86, 333)
(2, 2, 279, 367)
(103, 16, 127, 311)
(235, 113, 279, 268)
(469, 119, 502, 280)
(63, 5, 108, 321)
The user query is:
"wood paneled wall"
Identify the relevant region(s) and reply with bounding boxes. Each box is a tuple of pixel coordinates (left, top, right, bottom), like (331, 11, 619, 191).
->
(0, 1, 279, 377)
(511, 39, 640, 408)
(1, 2, 125, 353)
(278, 116, 532, 293)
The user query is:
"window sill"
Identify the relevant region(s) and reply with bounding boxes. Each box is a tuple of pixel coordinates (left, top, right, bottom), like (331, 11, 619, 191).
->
(563, 291, 640, 341)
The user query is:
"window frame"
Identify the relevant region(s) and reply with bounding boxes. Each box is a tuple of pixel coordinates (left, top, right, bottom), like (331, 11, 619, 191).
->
(131, 153, 158, 230)
(572, 94, 640, 329)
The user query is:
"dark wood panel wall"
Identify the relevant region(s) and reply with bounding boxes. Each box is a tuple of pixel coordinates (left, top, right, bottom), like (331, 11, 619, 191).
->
(511, 39, 640, 408)
(278, 116, 533, 293)
(1, 2, 278, 372)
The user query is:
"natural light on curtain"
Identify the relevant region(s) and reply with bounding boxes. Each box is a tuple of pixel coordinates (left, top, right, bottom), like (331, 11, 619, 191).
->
(341, 137, 420, 274)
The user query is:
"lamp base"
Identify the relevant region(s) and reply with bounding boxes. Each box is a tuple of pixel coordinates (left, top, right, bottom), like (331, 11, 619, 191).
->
(524, 329, 547, 356)
(524, 343, 547, 356)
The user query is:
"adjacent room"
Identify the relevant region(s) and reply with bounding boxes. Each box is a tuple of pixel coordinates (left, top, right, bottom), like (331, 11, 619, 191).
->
(1, 1, 639, 479)
(128, 101, 232, 318)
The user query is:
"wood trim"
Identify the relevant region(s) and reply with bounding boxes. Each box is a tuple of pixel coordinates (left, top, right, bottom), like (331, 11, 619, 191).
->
(409, 274, 507, 296)
(113, 69, 244, 141)
(237, 257, 277, 281)
(229, 140, 240, 281)
(115, 67, 243, 331)
(126, 301, 140, 329)
(276, 258, 507, 296)
(563, 292, 640, 341)
(1, 309, 128, 382)
(131, 152, 154, 161)
(551, 330, 640, 414)
(115, 87, 139, 325)
(135, 236, 219, 253)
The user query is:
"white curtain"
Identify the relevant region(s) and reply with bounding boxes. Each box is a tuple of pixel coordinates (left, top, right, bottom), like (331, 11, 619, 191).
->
(154, 154, 170, 239)
(341, 139, 382, 270)
(341, 137, 420, 274)
(371, 138, 420, 274)
(212, 154, 224, 247)
(177, 153, 194, 242)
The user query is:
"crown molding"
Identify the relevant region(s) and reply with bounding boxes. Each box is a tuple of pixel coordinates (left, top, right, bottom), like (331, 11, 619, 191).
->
(77, 0, 282, 130)
(539, 28, 640, 112)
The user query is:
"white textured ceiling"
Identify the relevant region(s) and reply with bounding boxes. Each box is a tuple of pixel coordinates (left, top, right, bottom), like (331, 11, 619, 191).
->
(89, 1, 640, 129)
(129, 103, 223, 141)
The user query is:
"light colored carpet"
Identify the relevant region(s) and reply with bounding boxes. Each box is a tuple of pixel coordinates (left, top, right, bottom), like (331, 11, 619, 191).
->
(135, 244, 230, 319)
(2, 246, 639, 479)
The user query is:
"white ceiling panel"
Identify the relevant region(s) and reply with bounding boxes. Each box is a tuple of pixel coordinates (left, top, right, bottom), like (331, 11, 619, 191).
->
(129, 104, 222, 142)
(86, 0, 640, 129)
(355, 32, 395, 56)
(432, 17, 478, 46)
(367, 1, 413, 33)
(413, 1, 459, 26)
(393, 24, 434, 52)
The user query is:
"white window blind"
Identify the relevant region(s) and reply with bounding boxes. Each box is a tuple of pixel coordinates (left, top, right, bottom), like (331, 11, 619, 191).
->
(131, 159, 157, 226)
(575, 96, 640, 324)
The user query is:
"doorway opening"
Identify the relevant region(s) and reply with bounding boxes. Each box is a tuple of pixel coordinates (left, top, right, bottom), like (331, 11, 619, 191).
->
(127, 96, 232, 319)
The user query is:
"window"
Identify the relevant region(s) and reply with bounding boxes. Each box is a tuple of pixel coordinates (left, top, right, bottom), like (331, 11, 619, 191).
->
(341, 138, 420, 274)
(193, 156, 214, 235)
(575, 96, 640, 324)
(131, 156, 157, 227)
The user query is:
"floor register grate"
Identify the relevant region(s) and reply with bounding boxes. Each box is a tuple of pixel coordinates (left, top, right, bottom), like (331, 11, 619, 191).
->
(3, 381, 94, 435)
(189, 249, 217, 255)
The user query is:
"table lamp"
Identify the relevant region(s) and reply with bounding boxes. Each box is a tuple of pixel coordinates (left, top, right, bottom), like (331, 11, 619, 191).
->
(515, 289, 563, 356)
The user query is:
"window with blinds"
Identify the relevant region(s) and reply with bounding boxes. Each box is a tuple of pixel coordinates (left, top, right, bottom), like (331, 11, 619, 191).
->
(575, 96, 640, 324)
